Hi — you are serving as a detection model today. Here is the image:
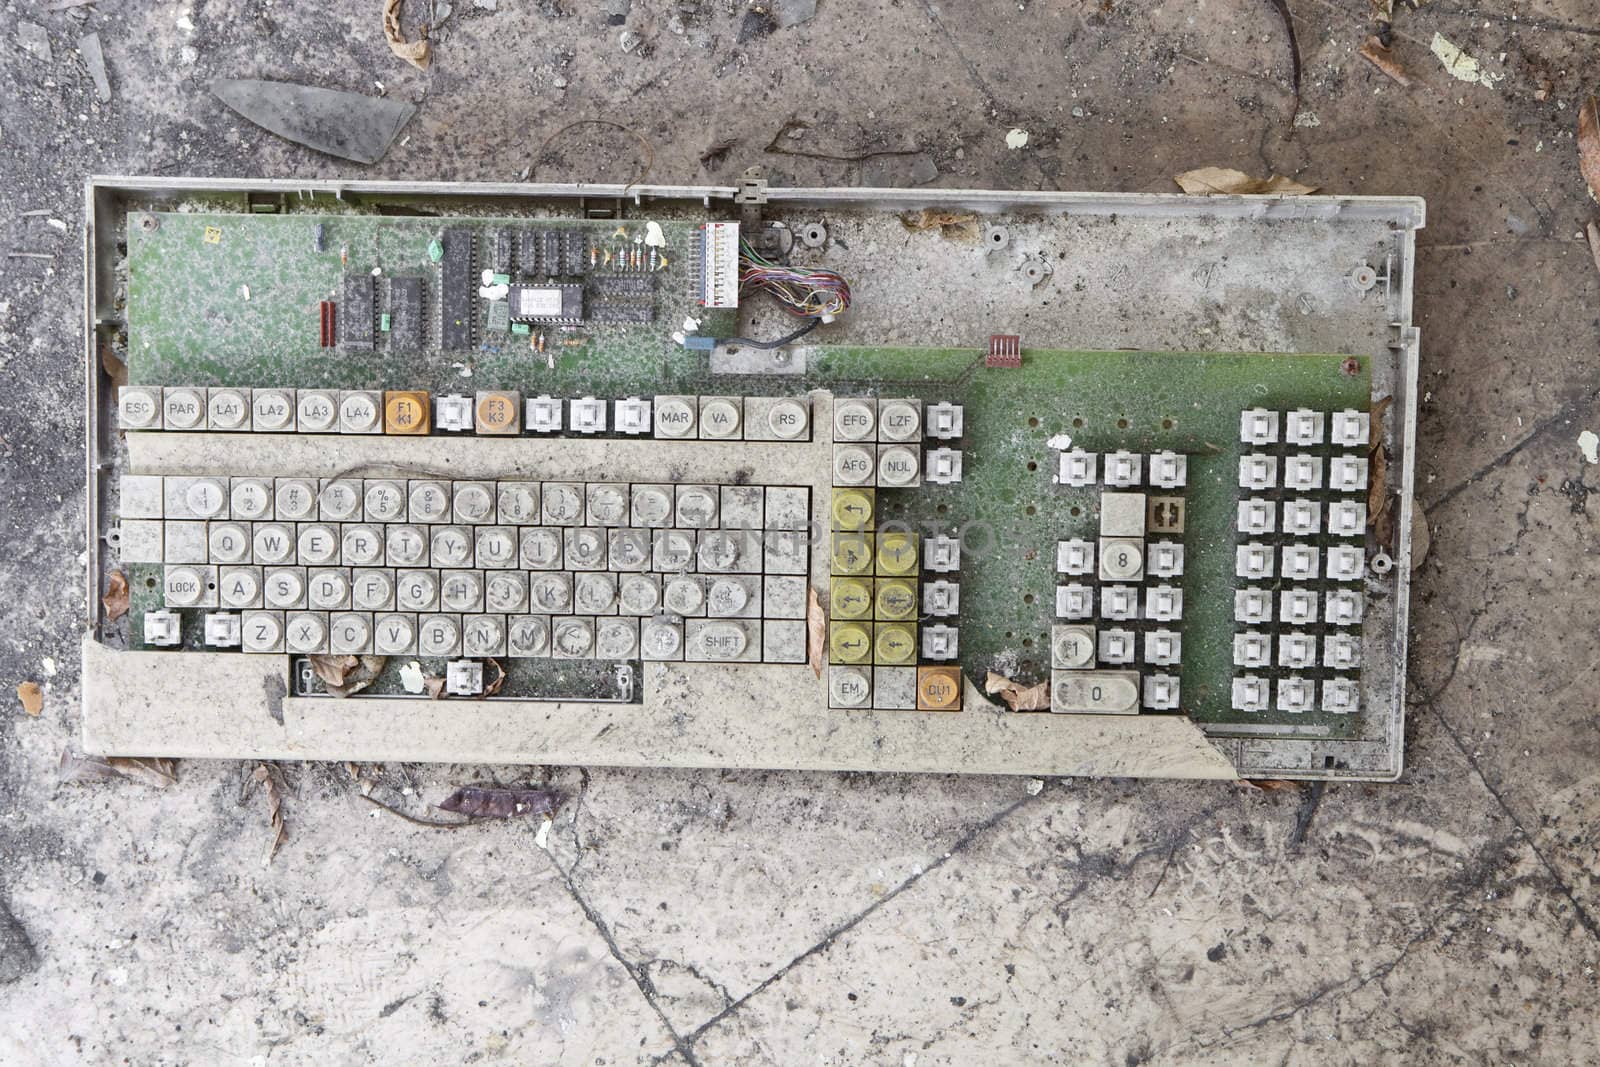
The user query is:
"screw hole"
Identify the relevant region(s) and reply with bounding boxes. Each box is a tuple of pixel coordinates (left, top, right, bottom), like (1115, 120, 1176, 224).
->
(1027, 417, 1039, 428)
(145, 578, 157, 589)
(1026, 461, 1038, 472)
(1072, 417, 1084, 428)
(1116, 418, 1129, 430)
(1162, 418, 1175, 430)
(1025, 505, 1036, 516)
(1069, 506, 1081, 517)
(1023, 593, 1035, 604)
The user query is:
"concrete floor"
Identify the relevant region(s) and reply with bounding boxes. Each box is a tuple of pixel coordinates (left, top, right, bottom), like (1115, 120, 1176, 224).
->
(3, 0, 1599, 1062)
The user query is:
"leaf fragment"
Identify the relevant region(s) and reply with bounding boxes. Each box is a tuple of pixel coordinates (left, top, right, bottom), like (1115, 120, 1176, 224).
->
(1174, 167, 1317, 196)
(983, 671, 1051, 712)
(1359, 37, 1411, 87)
(899, 208, 980, 240)
(310, 654, 387, 697)
(383, 0, 432, 70)
(16, 682, 43, 717)
(807, 585, 826, 678)
(102, 570, 130, 622)
(247, 763, 288, 864)
(1579, 96, 1600, 204)
(437, 785, 560, 820)
(59, 750, 179, 788)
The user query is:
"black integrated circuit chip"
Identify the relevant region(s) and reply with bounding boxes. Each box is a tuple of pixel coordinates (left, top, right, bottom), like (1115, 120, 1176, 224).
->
(517, 230, 541, 276)
(339, 272, 375, 350)
(562, 231, 586, 275)
(492, 228, 513, 273)
(439, 228, 473, 350)
(389, 276, 423, 351)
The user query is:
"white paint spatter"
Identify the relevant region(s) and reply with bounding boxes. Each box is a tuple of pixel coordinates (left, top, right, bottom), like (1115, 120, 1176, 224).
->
(1579, 430, 1599, 464)
(1430, 33, 1504, 89)
(534, 819, 552, 850)
(1046, 433, 1073, 451)
(644, 221, 666, 247)
(1005, 128, 1029, 150)
(399, 660, 426, 694)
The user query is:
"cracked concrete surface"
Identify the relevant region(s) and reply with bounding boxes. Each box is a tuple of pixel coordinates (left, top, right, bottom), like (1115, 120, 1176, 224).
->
(3, 0, 1600, 1062)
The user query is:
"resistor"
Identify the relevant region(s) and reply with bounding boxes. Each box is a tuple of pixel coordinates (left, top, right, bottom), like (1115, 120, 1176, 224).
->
(339, 244, 348, 266)
(649, 247, 657, 271)
(536, 332, 546, 353)
(590, 244, 598, 268)
(603, 248, 613, 268)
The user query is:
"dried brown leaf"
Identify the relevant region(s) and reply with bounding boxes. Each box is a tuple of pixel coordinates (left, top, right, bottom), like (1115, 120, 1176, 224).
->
(100, 345, 128, 390)
(1174, 167, 1317, 196)
(983, 671, 1051, 712)
(1241, 778, 1302, 792)
(1579, 96, 1600, 204)
(437, 785, 561, 820)
(1359, 37, 1411, 87)
(807, 585, 826, 678)
(102, 570, 129, 622)
(60, 752, 180, 789)
(383, 0, 432, 70)
(480, 658, 506, 698)
(1586, 221, 1600, 277)
(899, 208, 980, 240)
(16, 681, 43, 717)
(309, 653, 358, 688)
(249, 764, 287, 863)
(423, 675, 447, 700)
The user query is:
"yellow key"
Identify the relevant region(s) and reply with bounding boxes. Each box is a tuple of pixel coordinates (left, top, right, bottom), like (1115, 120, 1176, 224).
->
(831, 533, 875, 576)
(874, 622, 917, 665)
(829, 577, 873, 620)
(875, 531, 919, 576)
(383, 390, 431, 435)
(874, 578, 917, 621)
(474, 390, 522, 434)
(830, 487, 875, 531)
(829, 621, 872, 665)
(917, 666, 963, 711)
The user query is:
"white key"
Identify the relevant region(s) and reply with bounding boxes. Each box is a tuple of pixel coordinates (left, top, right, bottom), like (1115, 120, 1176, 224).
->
(252, 523, 295, 565)
(385, 525, 428, 567)
(520, 528, 563, 570)
(542, 483, 584, 525)
(440, 571, 483, 612)
(218, 566, 261, 608)
(453, 482, 495, 524)
(396, 570, 439, 612)
(341, 525, 384, 566)
(263, 568, 306, 609)
(485, 572, 527, 613)
(374, 613, 417, 655)
(252, 390, 295, 432)
(184, 478, 228, 519)
(296, 391, 337, 432)
(552, 617, 596, 658)
(319, 480, 361, 521)
(163, 387, 206, 430)
(275, 479, 317, 521)
(241, 610, 284, 653)
(507, 616, 551, 657)
(204, 613, 240, 648)
(285, 611, 329, 653)
(297, 523, 339, 566)
(596, 617, 639, 658)
(587, 484, 629, 526)
(351, 570, 395, 611)
(307, 569, 350, 610)
(329, 612, 373, 654)
(608, 528, 652, 571)
(430, 527, 472, 567)
(418, 614, 461, 657)
(409, 481, 450, 523)
(230, 479, 272, 520)
(676, 486, 719, 528)
(565, 528, 607, 570)
(208, 522, 251, 564)
(529, 573, 573, 613)
(117, 386, 162, 429)
(476, 527, 517, 568)
(496, 483, 540, 524)
(163, 565, 209, 607)
(463, 615, 505, 657)
(574, 573, 618, 614)
(363, 480, 406, 522)
(618, 574, 660, 615)
(641, 619, 683, 659)
(663, 576, 705, 616)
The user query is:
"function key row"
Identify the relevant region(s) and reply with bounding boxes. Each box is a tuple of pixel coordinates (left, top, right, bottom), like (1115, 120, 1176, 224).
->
(1240, 408, 1370, 448)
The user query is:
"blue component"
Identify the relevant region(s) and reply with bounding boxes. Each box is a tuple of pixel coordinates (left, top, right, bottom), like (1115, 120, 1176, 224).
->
(684, 335, 717, 351)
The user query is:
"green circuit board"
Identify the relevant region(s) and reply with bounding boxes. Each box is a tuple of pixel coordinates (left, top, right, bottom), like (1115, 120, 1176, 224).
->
(122, 210, 1375, 737)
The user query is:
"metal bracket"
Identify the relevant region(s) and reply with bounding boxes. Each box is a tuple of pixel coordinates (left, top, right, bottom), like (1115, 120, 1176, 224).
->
(735, 171, 769, 206)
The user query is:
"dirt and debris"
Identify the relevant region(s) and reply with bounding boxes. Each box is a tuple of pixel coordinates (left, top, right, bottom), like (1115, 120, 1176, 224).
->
(1360, 37, 1411, 87)
(1265, 0, 1301, 108)
(984, 671, 1050, 712)
(243, 764, 288, 864)
(1429, 33, 1502, 89)
(101, 571, 129, 622)
(700, 137, 739, 167)
(438, 785, 561, 819)
(1579, 97, 1600, 204)
(15, 682, 43, 717)
(1369, 395, 1394, 546)
(1411, 499, 1431, 570)
(1174, 167, 1316, 195)
(383, 0, 433, 70)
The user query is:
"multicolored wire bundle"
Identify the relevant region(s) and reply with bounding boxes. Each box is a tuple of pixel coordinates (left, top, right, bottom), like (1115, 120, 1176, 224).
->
(738, 238, 852, 319)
